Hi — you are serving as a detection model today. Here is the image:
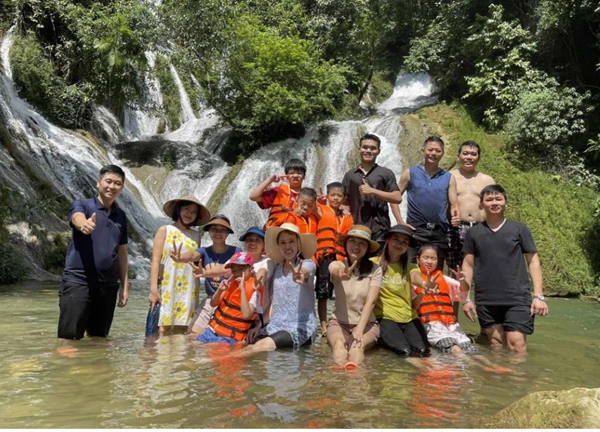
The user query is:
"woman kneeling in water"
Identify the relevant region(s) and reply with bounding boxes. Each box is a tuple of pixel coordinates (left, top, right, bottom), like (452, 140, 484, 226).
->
(232, 223, 318, 355)
(327, 225, 383, 367)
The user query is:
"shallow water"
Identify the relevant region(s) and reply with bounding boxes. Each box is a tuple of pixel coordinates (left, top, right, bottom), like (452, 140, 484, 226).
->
(0, 281, 598, 428)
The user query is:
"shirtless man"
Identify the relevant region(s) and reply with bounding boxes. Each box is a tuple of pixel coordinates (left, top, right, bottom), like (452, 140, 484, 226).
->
(446, 141, 495, 272)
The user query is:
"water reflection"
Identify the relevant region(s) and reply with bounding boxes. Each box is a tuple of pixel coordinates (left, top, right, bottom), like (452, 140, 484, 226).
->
(1, 282, 599, 428)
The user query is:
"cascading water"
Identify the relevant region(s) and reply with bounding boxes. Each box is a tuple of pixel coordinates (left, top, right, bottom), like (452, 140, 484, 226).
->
(0, 27, 163, 278)
(169, 64, 196, 125)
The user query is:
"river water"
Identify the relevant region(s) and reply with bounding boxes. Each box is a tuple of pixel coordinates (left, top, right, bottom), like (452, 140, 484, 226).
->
(1, 281, 598, 428)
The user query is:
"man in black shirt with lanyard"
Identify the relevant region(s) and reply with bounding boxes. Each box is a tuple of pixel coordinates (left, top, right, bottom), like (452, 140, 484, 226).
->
(342, 134, 402, 244)
(461, 184, 548, 353)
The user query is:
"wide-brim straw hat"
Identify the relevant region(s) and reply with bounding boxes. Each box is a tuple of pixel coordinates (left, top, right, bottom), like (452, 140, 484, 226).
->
(337, 224, 380, 253)
(162, 195, 211, 226)
(265, 223, 318, 263)
(383, 224, 418, 248)
(202, 214, 234, 234)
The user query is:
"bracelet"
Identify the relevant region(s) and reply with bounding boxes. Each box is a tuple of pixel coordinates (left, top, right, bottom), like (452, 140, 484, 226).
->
(463, 298, 472, 304)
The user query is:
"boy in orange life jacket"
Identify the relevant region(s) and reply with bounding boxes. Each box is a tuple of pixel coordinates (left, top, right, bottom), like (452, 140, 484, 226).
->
(315, 182, 353, 337)
(195, 252, 263, 345)
(413, 244, 477, 354)
(283, 187, 319, 234)
(249, 159, 307, 229)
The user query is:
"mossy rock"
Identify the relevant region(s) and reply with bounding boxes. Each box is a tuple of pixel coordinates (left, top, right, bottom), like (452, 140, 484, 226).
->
(482, 387, 600, 428)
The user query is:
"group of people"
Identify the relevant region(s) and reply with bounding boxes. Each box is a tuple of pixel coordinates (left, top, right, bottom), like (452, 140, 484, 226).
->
(57, 134, 549, 368)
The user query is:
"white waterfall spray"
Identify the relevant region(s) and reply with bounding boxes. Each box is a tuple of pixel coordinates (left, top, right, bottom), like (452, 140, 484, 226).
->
(169, 64, 196, 125)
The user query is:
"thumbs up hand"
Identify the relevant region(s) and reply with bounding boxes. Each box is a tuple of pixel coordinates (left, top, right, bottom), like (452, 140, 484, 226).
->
(359, 178, 373, 196)
(451, 209, 460, 227)
(79, 213, 97, 235)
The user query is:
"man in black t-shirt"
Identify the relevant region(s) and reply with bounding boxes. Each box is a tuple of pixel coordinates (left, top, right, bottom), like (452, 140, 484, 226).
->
(461, 184, 548, 353)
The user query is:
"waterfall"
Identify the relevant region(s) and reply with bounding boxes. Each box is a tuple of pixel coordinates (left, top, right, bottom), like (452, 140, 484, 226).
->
(0, 27, 162, 278)
(169, 64, 196, 125)
(123, 51, 163, 140)
(377, 72, 437, 114)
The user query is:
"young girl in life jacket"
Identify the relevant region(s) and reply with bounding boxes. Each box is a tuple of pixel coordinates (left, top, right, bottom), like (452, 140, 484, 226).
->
(415, 244, 478, 354)
(195, 252, 263, 345)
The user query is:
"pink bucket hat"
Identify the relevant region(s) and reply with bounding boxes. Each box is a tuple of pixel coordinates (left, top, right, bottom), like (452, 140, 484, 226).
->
(224, 252, 254, 269)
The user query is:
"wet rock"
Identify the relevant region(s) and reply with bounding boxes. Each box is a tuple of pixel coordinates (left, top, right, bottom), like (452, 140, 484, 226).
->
(483, 387, 600, 428)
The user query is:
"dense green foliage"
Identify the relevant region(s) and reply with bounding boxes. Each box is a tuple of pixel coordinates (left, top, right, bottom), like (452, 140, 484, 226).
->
(414, 103, 600, 296)
(0, 187, 24, 285)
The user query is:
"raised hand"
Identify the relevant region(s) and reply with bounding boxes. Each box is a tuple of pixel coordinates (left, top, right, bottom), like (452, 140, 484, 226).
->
(218, 275, 234, 292)
(79, 213, 97, 235)
(189, 259, 204, 278)
(253, 269, 265, 290)
(169, 239, 184, 262)
(450, 265, 466, 282)
(423, 271, 440, 294)
(340, 258, 358, 280)
(359, 178, 374, 196)
(290, 260, 304, 284)
(317, 187, 327, 205)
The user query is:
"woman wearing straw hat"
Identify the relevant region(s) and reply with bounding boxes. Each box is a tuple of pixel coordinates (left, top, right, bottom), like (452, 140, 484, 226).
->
(327, 225, 383, 368)
(233, 223, 318, 355)
(148, 195, 211, 335)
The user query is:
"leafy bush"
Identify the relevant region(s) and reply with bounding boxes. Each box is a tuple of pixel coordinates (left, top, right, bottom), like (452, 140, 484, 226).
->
(9, 34, 92, 128)
(504, 87, 590, 169)
(0, 243, 24, 285)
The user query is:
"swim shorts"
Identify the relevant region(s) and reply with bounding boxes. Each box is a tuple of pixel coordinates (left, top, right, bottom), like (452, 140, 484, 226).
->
(476, 304, 534, 335)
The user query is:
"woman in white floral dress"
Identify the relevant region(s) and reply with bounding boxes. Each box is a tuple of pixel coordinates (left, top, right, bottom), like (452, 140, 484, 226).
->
(148, 195, 211, 335)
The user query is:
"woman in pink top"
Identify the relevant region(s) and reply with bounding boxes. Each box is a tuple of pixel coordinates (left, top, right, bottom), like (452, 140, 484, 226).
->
(327, 225, 383, 368)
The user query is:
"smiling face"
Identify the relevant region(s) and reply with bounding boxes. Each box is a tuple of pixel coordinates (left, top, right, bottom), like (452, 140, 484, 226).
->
(243, 233, 265, 256)
(386, 232, 410, 257)
(346, 237, 369, 262)
(277, 231, 300, 262)
(96, 173, 124, 204)
(418, 247, 438, 272)
(326, 187, 344, 209)
(230, 263, 250, 279)
(481, 191, 507, 216)
(458, 145, 480, 171)
(422, 141, 444, 165)
(359, 139, 380, 165)
(208, 225, 230, 245)
(178, 203, 200, 226)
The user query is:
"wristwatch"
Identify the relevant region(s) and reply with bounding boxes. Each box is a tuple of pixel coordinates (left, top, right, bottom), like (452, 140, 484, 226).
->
(533, 294, 545, 301)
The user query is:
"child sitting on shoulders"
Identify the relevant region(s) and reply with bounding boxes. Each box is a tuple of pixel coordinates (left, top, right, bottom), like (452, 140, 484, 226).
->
(414, 244, 478, 354)
(314, 182, 353, 336)
(284, 187, 319, 234)
(196, 252, 263, 345)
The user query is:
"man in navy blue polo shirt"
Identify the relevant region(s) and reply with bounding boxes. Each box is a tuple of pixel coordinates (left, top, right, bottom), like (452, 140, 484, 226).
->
(58, 165, 129, 340)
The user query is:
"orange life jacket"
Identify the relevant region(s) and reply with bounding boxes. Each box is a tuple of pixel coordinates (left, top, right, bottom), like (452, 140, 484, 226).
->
(265, 184, 296, 229)
(285, 211, 318, 235)
(315, 204, 353, 261)
(417, 268, 456, 325)
(209, 277, 263, 341)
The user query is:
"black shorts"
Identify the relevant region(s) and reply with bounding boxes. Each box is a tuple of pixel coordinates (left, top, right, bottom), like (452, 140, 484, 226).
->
(315, 254, 336, 300)
(268, 331, 312, 349)
(476, 304, 534, 335)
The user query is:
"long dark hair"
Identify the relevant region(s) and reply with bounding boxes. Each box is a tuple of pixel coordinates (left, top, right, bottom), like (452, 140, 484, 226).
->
(344, 239, 374, 280)
(378, 243, 409, 283)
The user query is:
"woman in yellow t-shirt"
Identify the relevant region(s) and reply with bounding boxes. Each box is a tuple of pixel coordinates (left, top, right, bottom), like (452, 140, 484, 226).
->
(371, 224, 433, 357)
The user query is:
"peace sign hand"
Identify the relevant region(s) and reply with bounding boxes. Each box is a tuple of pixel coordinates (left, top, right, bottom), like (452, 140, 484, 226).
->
(450, 265, 466, 282)
(289, 260, 304, 285)
(340, 258, 358, 280)
(189, 259, 204, 278)
(317, 187, 327, 205)
(79, 213, 97, 235)
(169, 240, 184, 262)
(218, 275, 234, 292)
(423, 271, 440, 294)
(253, 269, 265, 290)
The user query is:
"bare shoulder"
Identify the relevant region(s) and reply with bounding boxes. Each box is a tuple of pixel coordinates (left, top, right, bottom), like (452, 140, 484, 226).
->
(479, 172, 495, 185)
